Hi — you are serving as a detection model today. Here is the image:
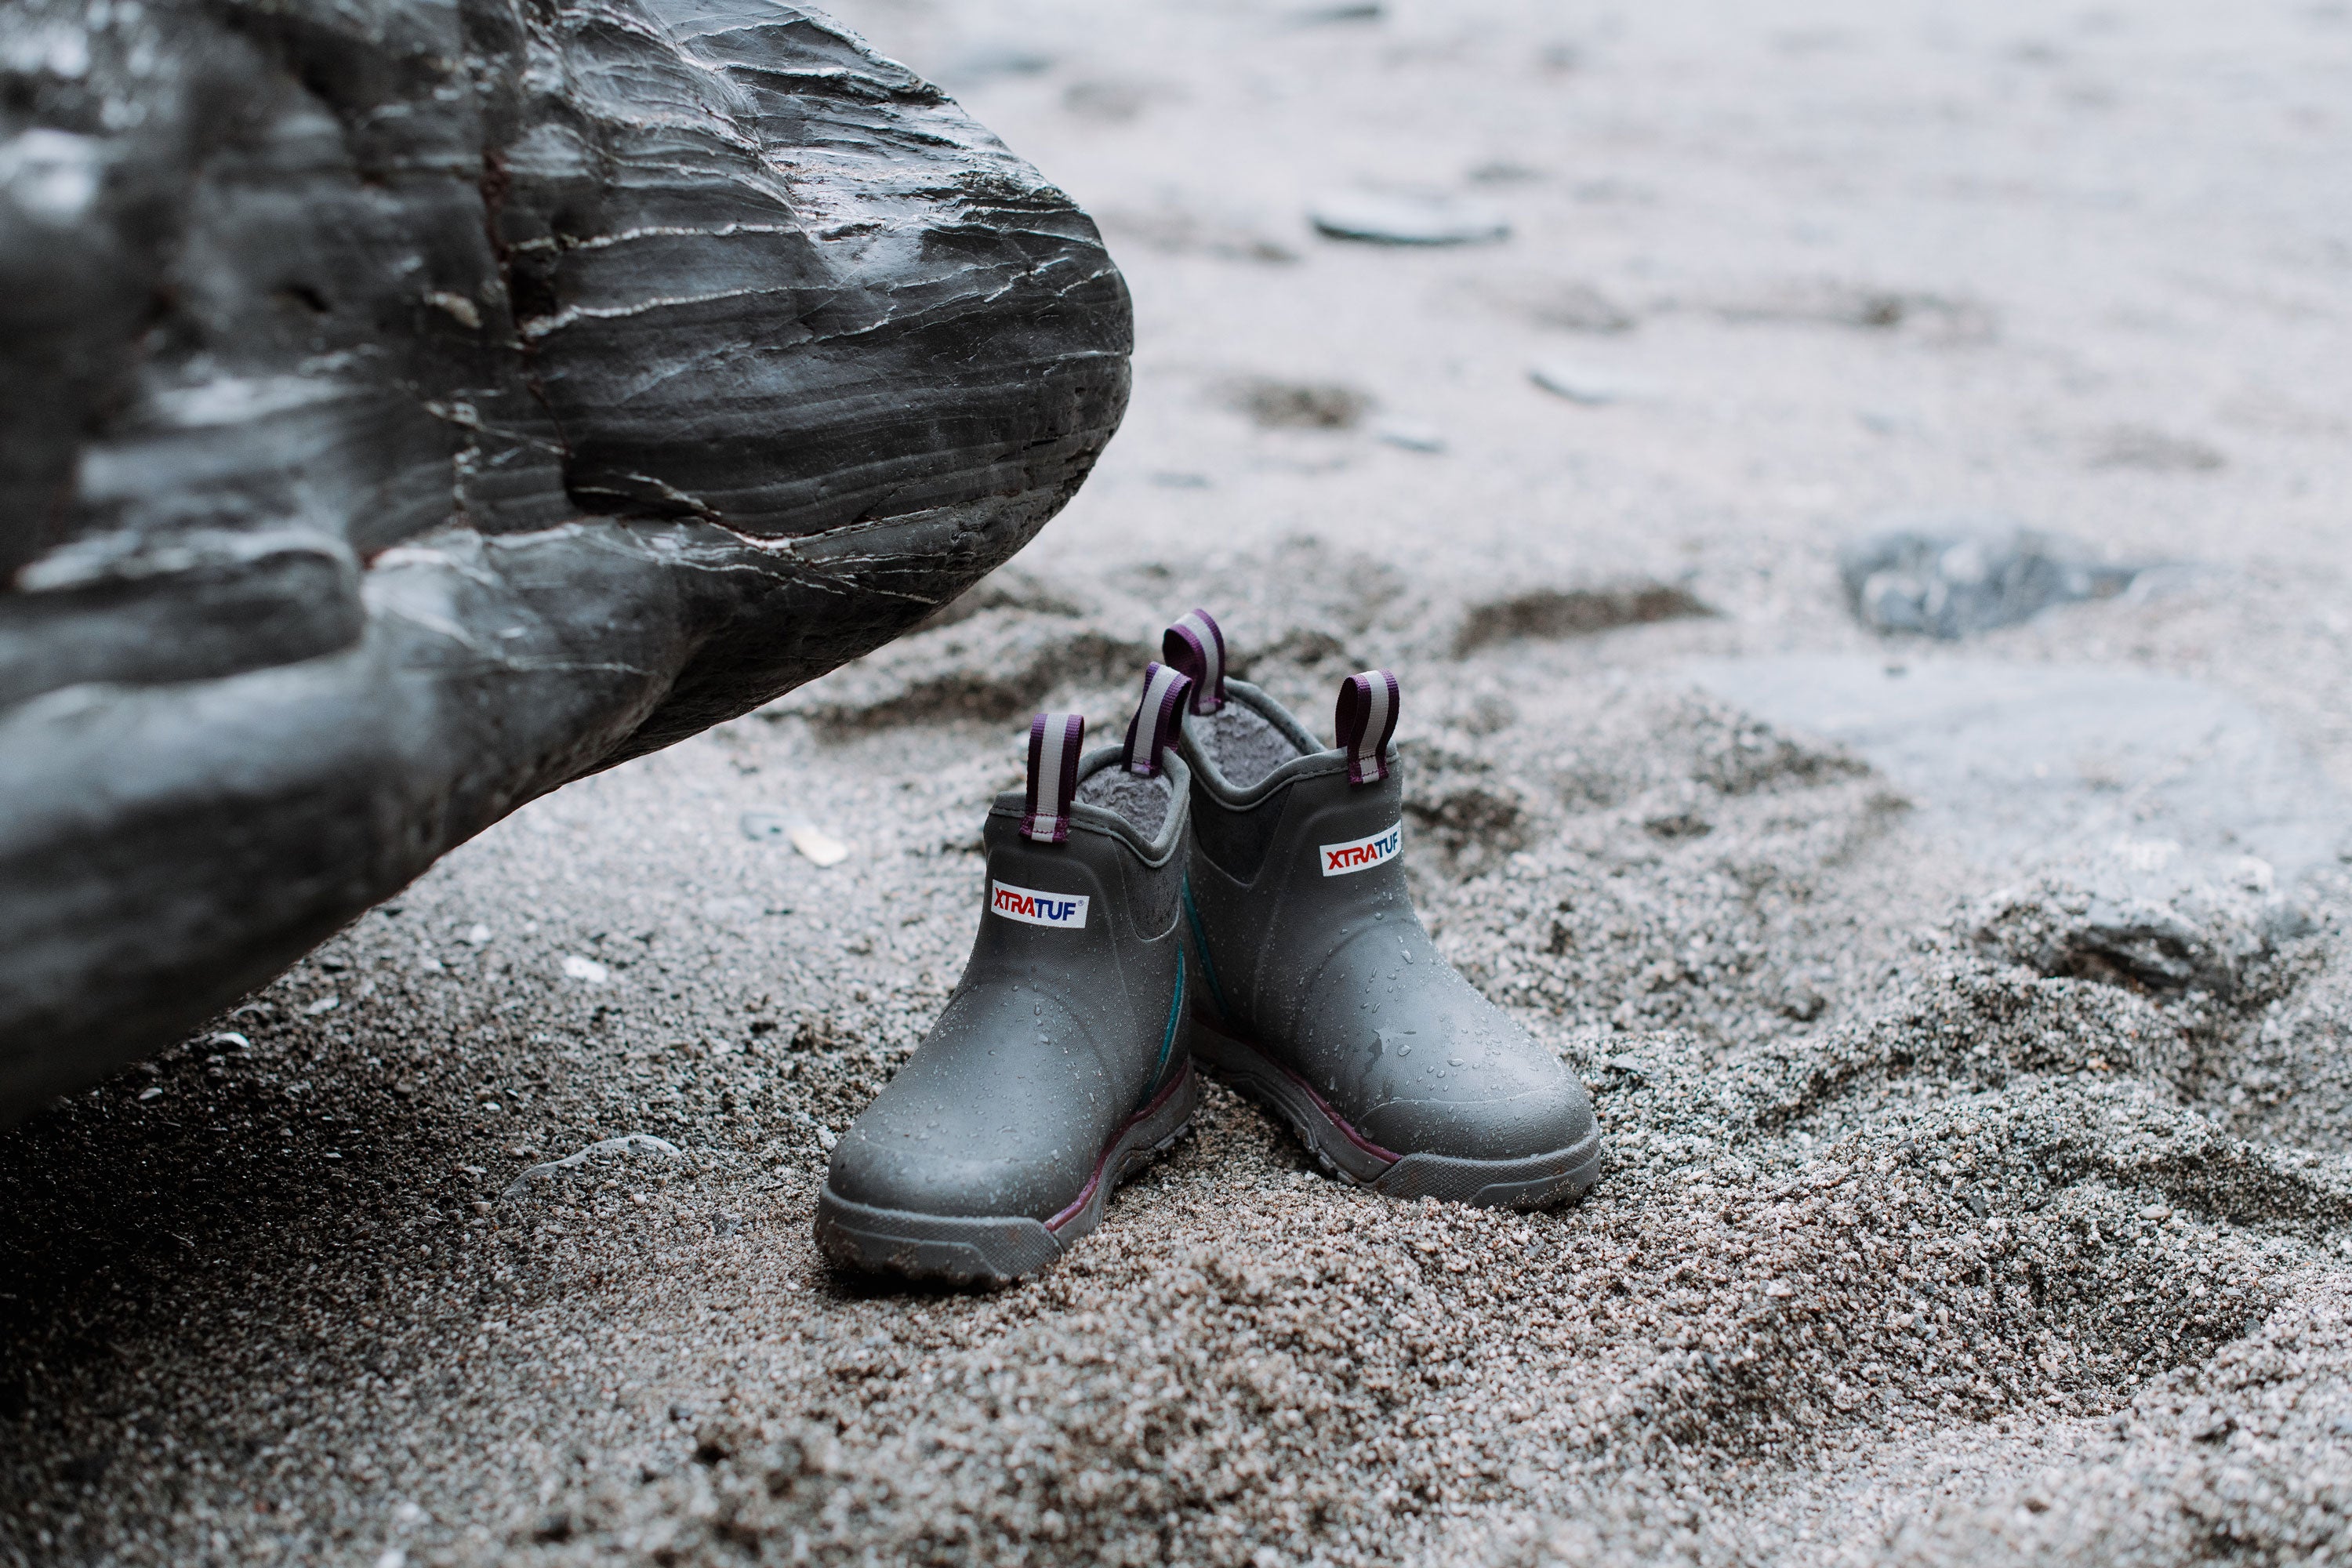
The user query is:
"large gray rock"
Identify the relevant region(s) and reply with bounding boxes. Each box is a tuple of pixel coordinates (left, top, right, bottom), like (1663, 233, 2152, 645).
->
(0, 0, 1131, 1120)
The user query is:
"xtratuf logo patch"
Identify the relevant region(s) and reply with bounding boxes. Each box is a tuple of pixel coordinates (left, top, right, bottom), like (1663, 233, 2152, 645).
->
(1319, 823, 1402, 877)
(991, 880, 1090, 929)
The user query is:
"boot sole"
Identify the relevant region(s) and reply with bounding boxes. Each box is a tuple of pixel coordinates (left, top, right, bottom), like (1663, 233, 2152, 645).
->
(1190, 1015, 1604, 1208)
(814, 1063, 1198, 1284)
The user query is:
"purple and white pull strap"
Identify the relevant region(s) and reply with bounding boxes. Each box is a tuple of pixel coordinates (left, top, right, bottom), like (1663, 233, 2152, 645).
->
(1334, 670, 1400, 786)
(1162, 608, 1227, 715)
(1120, 662, 1195, 777)
(1022, 711, 1086, 843)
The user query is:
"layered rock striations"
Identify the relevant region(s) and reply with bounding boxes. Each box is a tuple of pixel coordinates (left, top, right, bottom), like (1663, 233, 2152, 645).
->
(0, 0, 1131, 1119)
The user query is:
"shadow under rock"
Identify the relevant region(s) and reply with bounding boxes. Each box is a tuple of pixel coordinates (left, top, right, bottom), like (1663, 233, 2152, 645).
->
(0, 1027, 495, 1429)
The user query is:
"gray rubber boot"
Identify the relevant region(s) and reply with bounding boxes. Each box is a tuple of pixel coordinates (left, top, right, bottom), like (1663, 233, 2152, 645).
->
(815, 667, 1200, 1283)
(1161, 610, 1602, 1207)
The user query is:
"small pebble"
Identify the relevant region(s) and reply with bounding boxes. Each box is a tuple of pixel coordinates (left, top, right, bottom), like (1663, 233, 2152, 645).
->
(1530, 362, 1638, 405)
(1308, 191, 1509, 245)
(789, 825, 850, 867)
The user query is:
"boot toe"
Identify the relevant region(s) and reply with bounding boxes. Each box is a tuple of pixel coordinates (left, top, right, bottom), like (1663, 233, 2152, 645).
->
(1362, 1071, 1595, 1163)
(826, 1120, 1080, 1221)
(1342, 978, 1599, 1162)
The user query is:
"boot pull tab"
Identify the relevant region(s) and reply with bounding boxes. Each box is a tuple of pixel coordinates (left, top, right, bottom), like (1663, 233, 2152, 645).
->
(1162, 608, 1227, 714)
(1120, 662, 1194, 777)
(1334, 670, 1400, 785)
(1022, 711, 1085, 843)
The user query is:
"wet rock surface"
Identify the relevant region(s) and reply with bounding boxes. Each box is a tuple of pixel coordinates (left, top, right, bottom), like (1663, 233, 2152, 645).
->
(0, 0, 1131, 1116)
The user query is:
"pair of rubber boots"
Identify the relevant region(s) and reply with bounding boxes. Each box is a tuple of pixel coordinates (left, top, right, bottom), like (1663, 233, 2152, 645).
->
(815, 611, 1603, 1281)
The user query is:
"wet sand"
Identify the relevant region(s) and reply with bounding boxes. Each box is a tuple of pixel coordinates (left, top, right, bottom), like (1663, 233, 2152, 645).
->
(6, 1, 2352, 1563)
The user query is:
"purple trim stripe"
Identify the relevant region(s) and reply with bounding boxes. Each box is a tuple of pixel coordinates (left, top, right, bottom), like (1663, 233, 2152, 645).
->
(1046, 1065, 1195, 1232)
(1161, 608, 1227, 715)
(1334, 669, 1400, 786)
(1120, 662, 1194, 777)
(1022, 711, 1085, 842)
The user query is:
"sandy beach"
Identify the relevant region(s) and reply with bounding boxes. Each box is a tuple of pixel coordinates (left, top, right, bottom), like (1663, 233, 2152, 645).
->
(5, 0, 2352, 1563)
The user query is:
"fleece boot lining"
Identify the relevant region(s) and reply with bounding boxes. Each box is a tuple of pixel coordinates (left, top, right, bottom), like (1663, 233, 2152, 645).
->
(1074, 768, 1174, 838)
(1200, 702, 1303, 790)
